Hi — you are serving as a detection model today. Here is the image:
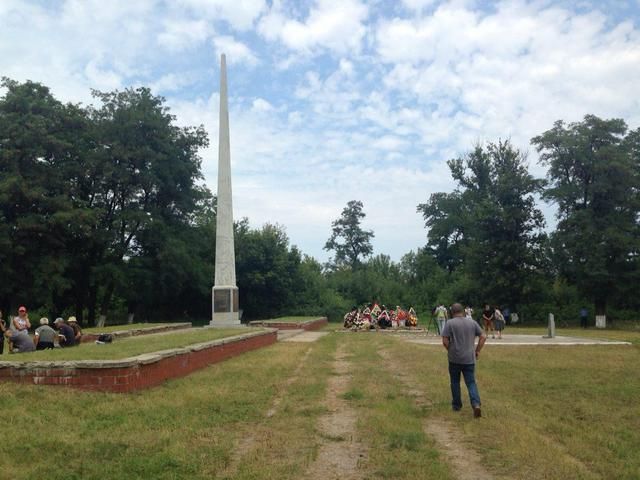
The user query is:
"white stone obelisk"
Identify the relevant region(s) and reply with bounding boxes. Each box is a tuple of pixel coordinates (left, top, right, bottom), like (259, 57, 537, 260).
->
(211, 53, 240, 326)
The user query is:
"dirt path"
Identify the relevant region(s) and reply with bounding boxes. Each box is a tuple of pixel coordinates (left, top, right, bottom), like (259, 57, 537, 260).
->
(304, 343, 368, 480)
(220, 347, 314, 478)
(378, 349, 495, 480)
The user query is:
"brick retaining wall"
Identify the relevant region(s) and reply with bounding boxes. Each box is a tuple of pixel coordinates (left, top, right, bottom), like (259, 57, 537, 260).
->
(0, 329, 276, 393)
(249, 317, 328, 331)
(81, 323, 192, 343)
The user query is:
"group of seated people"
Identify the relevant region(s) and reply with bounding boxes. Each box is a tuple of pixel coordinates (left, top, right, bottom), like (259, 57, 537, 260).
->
(0, 306, 83, 354)
(343, 303, 418, 330)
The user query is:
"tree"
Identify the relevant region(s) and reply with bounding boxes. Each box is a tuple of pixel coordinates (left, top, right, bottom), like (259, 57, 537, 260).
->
(235, 221, 305, 320)
(532, 115, 640, 317)
(324, 200, 374, 269)
(418, 140, 548, 309)
(0, 78, 84, 315)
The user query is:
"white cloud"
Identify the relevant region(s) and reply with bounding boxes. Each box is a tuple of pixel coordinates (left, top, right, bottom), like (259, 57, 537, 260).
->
(175, 0, 266, 30)
(158, 19, 212, 51)
(258, 0, 369, 55)
(213, 35, 259, 65)
(2, 0, 640, 263)
(401, 0, 437, 12)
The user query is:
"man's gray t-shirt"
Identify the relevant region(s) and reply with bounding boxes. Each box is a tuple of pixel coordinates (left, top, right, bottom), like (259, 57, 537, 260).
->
(441, 316, 483, 364)
(10, 331, 35, 353)
(35, 325, 56, 343)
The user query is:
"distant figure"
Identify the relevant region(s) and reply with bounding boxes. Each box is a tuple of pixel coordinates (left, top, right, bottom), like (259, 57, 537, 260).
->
(34, 318, 56, 350)
(494, 307, 505, 339)
(435, 304, 449, 335)
(482, 304, 495, 339)
(0, 310, 5, 354)
(464, 306, 474, 320)
(441, 303, 486, 418)
(580, 307, 588, 329)
(68, 316, 83, 344)
(503, 306, 511, 325)
(12, 306, 31, 332)
(54, 318, 75, 347)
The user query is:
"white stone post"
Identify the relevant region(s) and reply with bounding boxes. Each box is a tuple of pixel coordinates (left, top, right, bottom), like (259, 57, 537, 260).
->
(544, 313, 555, 338)
(595, 315, 606, 329)
(211, 53, 240, 327)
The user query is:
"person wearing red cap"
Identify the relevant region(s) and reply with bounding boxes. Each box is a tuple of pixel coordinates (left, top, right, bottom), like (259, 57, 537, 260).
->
(13, 306, 31, 333)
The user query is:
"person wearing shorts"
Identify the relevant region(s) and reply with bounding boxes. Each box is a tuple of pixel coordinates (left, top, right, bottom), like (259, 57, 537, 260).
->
(494, 307, 505, 339)
(482, 304, 495, 339)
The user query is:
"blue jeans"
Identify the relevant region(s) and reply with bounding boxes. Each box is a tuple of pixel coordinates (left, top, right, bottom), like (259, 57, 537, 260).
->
(448, 362, 481, 409)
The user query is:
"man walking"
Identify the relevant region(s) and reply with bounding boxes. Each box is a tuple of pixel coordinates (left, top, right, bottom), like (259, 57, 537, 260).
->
(441, 303, 486, 418)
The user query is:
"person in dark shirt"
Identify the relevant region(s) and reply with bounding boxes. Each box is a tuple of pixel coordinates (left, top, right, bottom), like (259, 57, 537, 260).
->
(68, 316, 83, 344)
(54, 317, 75, 347)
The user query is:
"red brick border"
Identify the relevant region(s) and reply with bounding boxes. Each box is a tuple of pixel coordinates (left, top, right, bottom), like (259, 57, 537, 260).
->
(249, 317, 328, 331)
(0, 329, 276, 393)
(81, 323, 192, 343)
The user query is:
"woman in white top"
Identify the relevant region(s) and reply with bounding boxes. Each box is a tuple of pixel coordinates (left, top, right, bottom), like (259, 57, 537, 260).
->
(13, 306, 31, 332)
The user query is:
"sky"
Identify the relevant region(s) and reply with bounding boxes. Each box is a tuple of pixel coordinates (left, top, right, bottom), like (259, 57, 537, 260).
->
(1, 0, 640, 263)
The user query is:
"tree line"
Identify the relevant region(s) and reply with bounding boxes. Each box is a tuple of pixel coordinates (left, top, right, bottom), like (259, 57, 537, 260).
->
(1, 78, 638, 326)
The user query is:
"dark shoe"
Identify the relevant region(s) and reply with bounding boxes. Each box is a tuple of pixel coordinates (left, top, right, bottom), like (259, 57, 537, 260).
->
(473, 406, 482, 418)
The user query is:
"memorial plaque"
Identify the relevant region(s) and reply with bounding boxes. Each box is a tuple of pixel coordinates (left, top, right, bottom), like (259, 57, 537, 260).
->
(214, 289, 231, 312)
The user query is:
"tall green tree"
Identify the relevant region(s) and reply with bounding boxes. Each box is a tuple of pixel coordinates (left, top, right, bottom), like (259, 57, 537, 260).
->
(418, 140, 548, 308)
(0, 78, 84, 314)
(235, 221, 304, 320)
(532, 115, 640, 316)
(324, 200, 374, 269)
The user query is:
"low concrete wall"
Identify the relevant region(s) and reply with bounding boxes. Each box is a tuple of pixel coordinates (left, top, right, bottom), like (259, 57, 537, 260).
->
(81, 323, 192, 343)
(0, 329, 276, 393)
(249, 317, 328, 331)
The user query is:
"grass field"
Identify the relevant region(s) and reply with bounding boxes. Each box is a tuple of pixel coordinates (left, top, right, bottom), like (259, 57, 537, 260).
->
(1, 326, 639, 479)
(3, 328, 248, 361)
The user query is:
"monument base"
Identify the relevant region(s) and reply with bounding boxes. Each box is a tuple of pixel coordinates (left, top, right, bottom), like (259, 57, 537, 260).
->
(210, 286, 241, 327)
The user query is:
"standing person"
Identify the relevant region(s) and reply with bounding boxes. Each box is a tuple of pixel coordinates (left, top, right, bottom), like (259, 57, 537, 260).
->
(503, 306, 511, 325)
(494, 307, 505, 339)
(441, 303, 486, 418)
(0, 310, 5, 354)
(12, 306, 31, 332)
(34, 318, 56, 350)
(482, 304, 495, 339)
(464, 305, 474, 320)
(580, 307, 588, 329)
(435, 304, 449, 335)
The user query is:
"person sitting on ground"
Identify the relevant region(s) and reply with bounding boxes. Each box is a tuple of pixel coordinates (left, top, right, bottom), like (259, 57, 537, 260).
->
(34, 317, 56, 350)
(54, 317, 75, 347)
(2, 325, 35, 354)
(68, 316, 82, 344)
(12, 305, 31, 332)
